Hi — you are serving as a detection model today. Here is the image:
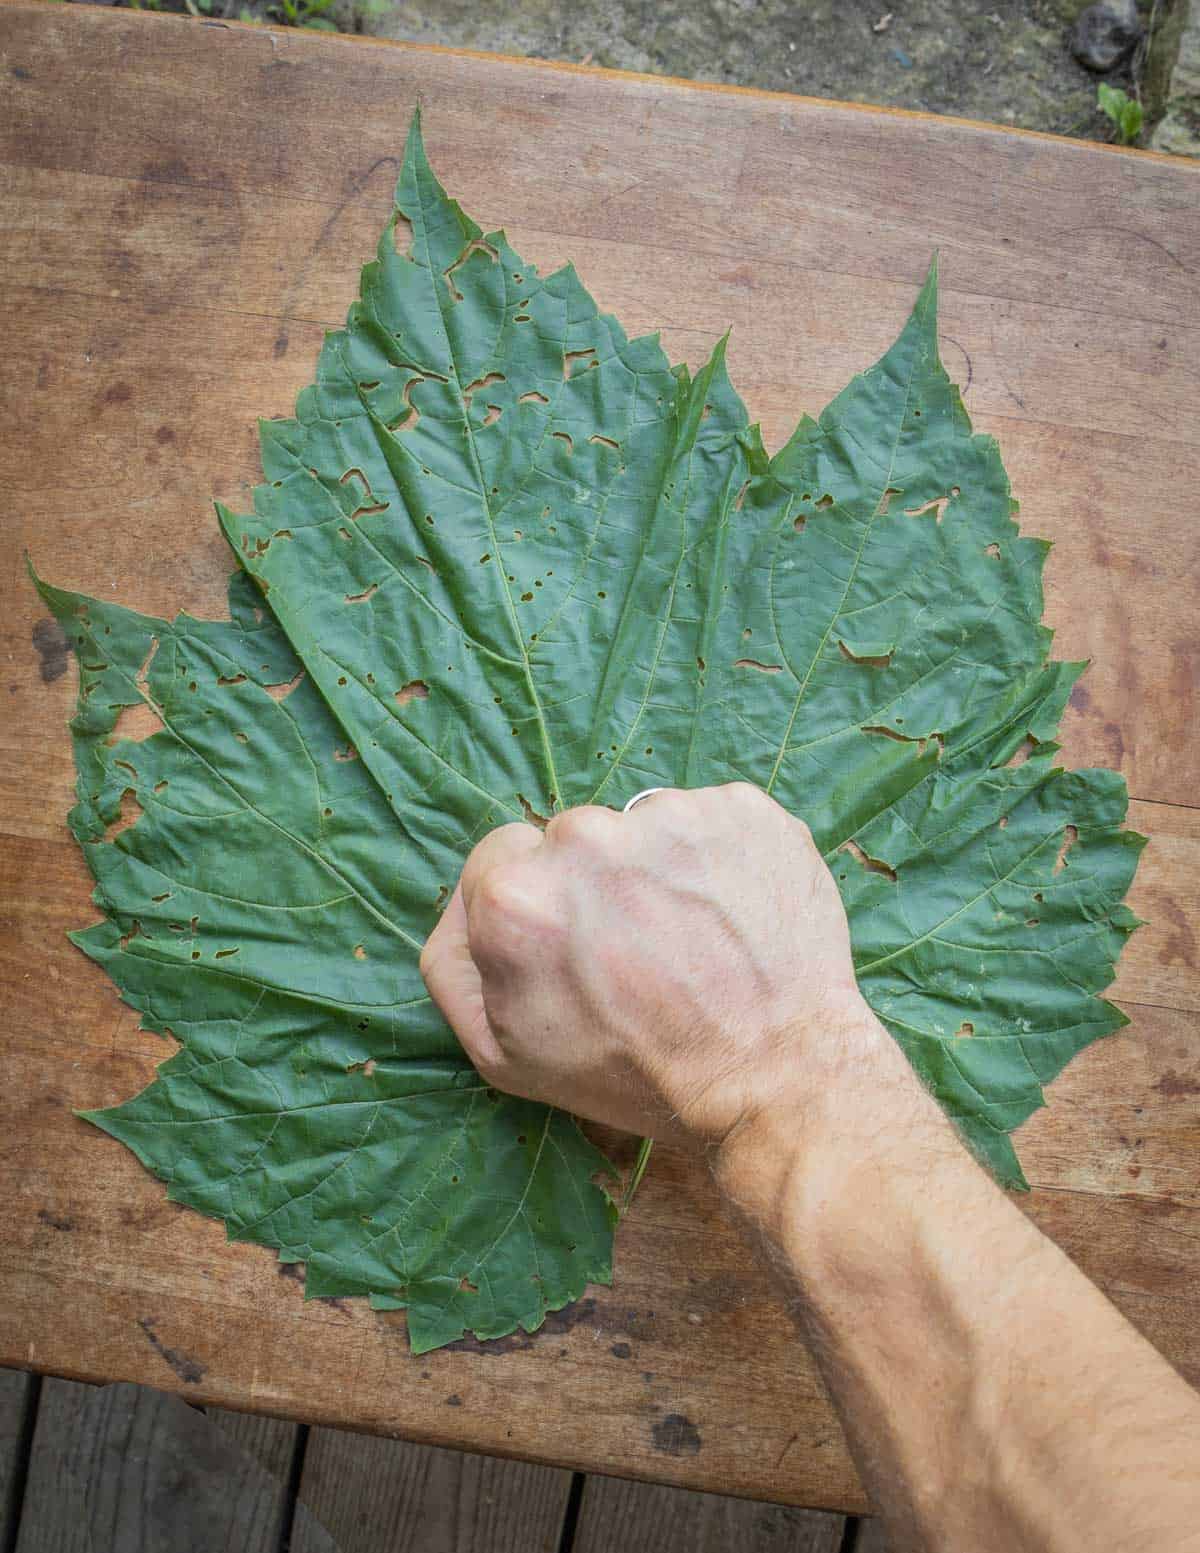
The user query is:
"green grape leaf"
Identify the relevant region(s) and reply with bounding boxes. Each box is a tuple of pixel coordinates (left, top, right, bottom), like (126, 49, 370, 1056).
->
(38, 111, 1141, 1351)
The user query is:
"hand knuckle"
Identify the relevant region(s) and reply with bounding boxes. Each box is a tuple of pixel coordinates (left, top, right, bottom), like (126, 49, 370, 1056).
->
(474, 867, 527, 926)
(725, 780, 768, 809)
(547, 805, 615, 851)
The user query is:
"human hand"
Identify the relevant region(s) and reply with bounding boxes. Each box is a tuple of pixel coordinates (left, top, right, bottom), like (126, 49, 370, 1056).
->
(420, 783, 899, 1146)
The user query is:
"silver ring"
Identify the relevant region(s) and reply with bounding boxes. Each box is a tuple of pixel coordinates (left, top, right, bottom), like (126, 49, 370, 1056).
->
(623, 787, 666, 814)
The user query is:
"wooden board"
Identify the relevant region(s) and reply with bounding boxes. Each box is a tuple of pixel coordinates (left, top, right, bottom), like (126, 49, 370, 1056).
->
(0, 0, 1197, 1515)
(0, 1368, 34, 1547)
(14, 1378, 338, 1553)
(572, 1474, 848, 1553)
(292, 1429, 573, 1553)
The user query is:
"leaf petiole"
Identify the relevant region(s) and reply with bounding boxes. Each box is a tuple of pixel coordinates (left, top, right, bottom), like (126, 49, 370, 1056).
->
(621, 1136, 654, 1215)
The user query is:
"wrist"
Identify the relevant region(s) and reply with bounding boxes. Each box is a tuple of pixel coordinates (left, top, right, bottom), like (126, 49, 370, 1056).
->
(712, 1002, 967, 1270)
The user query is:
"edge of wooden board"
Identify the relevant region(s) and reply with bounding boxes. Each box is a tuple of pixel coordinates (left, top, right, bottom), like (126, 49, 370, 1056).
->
(3, 0, 1199, 173)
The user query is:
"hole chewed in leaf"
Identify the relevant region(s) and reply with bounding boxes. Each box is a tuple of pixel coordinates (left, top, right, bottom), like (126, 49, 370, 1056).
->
(387, 376, 426, 435)
(462, 372, 506, 409)
(953, 1021, 975, 1038)
(444, 237, 498, 301)
(107, 700, 165, 746)
(838, 640, 893, 669)
(518, 390, 550, 406)
(339, 468, 390, 520)
(348, 1057, 377, 1076)
(458, 1277, 479, 1295)
(875, 486, 903, 517)
(344, 584, 379, 605)
(119, 919, 146, 952)
(839, 838, 897, 883)
(551, 431, 574, 454)
(518, 793, 550, 829)
(354, 944, 367, 960)
(814, 494, 834, 510)
(734, 659, 783, 674)
(105, 635, 163, 746)
(395, 680, 430, 707)
(862, 724, 943, 759)
(334, 744, 358, 762)
(217, 673, 248, 688)
(1054, 824, 1079, 874)
(904, 488, 960, 524)
(106, 788, 144, 843)
(563, 347, 596, 380)
(984, 542, 1001, 560)
(481, 404, 503, 429)
(392, 212, 413, 257)
(589, 434, 620, 452)
(263, 670, 305, 703)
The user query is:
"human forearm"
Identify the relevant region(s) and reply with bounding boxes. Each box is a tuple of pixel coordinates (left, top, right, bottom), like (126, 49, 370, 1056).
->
(715, 1004, 1200, 1553)
(421, 785, 1200, 1549)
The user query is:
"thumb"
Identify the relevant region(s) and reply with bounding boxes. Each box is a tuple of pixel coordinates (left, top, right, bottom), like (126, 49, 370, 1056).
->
(420, 881, 502, 1070)
(421, 823, 543, 1073)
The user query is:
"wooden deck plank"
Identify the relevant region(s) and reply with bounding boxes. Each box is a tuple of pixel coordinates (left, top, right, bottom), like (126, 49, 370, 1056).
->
(15, 1379, 293, 1553)
(14, 1379, 339, 1553)
(292, 1428, 572, 1553)
(205, 1404, 300, 1484)
(0, 1367, 34, 1547)
(572, 1474, 848, 1552)
(0, 0, 1197, 1513)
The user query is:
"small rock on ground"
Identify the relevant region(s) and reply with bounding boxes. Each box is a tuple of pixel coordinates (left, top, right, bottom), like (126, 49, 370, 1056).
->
(1071, 0, 1142, 72)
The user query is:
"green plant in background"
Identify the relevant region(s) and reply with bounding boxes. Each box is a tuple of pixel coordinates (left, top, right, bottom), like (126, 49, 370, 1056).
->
(1098, 82, 1144, 144)
(267, 0, 338, 30)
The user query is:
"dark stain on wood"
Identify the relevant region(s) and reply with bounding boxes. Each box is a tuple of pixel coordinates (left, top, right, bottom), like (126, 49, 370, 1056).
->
(103, 381, 133, 406)
(611, 1342, 632, 1359)
(1153, 1068, 1200, 1099)
(31, 617, 69, 683)
(36, 1207, 75, 1231)
(136, 1317, 206, 1384)
(651, 1414, 701, 1456)
(1158, 899, 1196, 969)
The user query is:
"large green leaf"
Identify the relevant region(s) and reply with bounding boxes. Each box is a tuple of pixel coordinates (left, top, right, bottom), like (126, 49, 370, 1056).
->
(39, 112, 1141, 1351)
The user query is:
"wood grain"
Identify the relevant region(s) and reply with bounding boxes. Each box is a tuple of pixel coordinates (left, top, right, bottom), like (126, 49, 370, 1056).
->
(0, 0, 1197, 1514)
(572, 1475, 847, 1553)
(206, 1404, 300, 1484)
(292, 1429, 572, 1553)
(0, 1367, 34, 1546)
(13, 1378, 336, 1553)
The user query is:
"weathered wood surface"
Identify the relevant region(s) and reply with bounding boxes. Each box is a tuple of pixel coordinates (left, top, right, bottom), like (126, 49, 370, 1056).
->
(291, 1427, 575, 1553)
(0, 0, 1197, 1514)
(14, 1378, 338, 1553)
(572, 1474, 848, 1553)
(0, 1368, 34, 1547)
